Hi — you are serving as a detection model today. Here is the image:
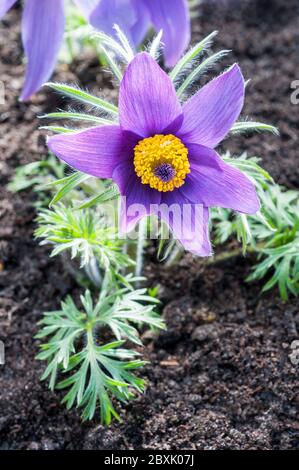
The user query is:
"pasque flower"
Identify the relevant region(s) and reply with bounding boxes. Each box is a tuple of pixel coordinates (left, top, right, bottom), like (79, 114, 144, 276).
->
(0, 0, 99, 100)
(90, 0, 190, 67)
(47, 53, 260, 256)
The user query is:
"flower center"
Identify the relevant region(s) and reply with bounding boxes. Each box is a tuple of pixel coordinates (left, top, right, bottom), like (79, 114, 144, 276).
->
(133, 134, 190, 192)
(154, 162, 176, 183)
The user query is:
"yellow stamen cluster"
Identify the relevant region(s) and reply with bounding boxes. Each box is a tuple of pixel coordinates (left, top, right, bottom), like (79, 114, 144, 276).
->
(133, 134, 190, 192)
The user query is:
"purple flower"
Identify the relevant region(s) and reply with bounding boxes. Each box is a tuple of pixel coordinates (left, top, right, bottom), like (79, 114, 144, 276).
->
(89, 0, 190, 67)
(47, 53, 260, 256)
(0, 0, 98, 100)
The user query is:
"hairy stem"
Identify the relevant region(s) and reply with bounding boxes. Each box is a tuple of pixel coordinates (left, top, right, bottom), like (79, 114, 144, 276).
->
(208, 248, 251, 264)
(135, 218, 147, 278)
(164, 244, 184, 268)
(165, 243, 264, 269)
(206, 245, 261, 265)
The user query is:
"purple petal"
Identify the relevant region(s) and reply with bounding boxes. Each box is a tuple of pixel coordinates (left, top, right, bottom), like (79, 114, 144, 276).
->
(162, 114, 184, 135)
(74, 0, 99, 17)
(130, 0, 150, 45)
(144, 0, 190, 67)
(185, 143, 222, 170)
(20, 0, 65, 101)
(181, 145, 260, 214)
(113, 161, 161, 233)
(47, 126, 135, 179)
(178, 64, 245, 148)
(0, 0, 17, 18)
(155, 191, 212, 256)
(89, 0, 138, 47)
(119, 52, 182, 137)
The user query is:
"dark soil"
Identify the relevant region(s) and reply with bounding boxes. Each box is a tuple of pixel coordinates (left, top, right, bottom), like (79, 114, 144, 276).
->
(0, 0, 298, 450)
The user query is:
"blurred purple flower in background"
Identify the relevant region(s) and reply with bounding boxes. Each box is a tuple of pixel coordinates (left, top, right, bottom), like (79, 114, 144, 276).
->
(47, 53, 260, 256)
(0, 0, 99, 100)
(90, 0, 191, 67)
(0, 0, 190, 100)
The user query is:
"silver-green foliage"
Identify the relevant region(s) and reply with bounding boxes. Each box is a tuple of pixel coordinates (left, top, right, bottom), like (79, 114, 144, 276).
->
(35, 203, 129, 271)
(246, 185, 299, 300)
(212, 154, 299, 300)
(36, 284, 164, 423)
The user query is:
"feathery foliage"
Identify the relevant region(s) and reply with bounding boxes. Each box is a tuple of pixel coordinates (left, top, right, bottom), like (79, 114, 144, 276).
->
(35, 203, 131, 272)
(212, 155, 299, 300)
(36, 284, 163, 423)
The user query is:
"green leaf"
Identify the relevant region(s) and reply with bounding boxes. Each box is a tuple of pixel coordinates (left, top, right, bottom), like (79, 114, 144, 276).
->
(223, 153, 273, 186)
(97, 44, 123, 82)
(114, 25, 135, 61)
(169, 31, 218, 82)
(75, 184, 119, 210)
(177, 49, 230, 97)
(93, 31, 133, 63)
(35, 203, 132, 270)
(45, 82, 119, 116)
(35, 287, 159, 424)
(212, 153, 299, 300)
(230, 121, 279, 135)
(49, 172, 91, 207)
(149, 30, 163, 60)
(41, 112, 115, 125)
(40, 126, 74, 134)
